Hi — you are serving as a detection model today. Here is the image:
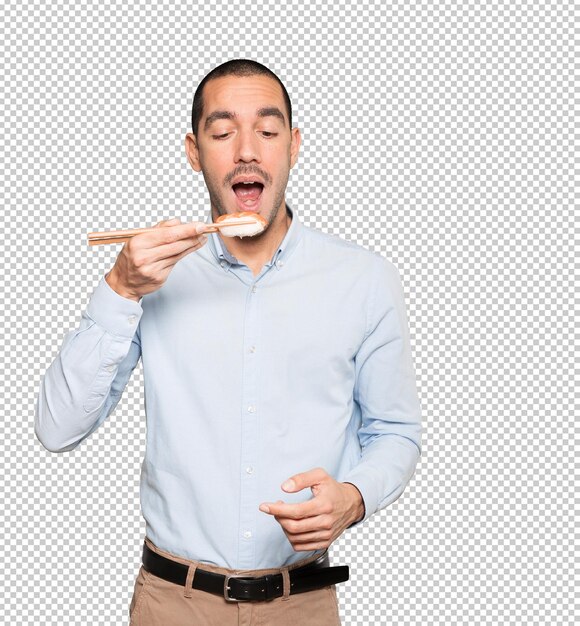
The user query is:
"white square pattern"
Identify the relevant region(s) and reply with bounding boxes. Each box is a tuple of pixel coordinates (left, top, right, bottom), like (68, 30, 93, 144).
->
(0, 1, 574, 624)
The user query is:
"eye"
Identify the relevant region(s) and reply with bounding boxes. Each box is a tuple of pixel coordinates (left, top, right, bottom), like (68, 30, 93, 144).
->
(212, 133, 230, 140)
(261, 131, 278, 138)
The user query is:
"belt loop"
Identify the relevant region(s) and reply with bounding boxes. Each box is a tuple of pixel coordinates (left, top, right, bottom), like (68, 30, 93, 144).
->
(281, 567, 291, 601)
(184, 563, 198, 598)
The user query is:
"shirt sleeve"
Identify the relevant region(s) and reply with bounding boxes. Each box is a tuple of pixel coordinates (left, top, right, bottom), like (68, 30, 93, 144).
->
(342, 257, 422, 524)
(34, 274, 143, 453)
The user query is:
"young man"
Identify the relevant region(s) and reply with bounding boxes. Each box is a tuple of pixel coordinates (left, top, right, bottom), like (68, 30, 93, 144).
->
(35, 59, 422, 626)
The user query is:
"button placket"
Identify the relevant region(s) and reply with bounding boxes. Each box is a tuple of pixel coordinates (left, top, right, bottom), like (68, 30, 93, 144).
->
(238, 281, 261, 567)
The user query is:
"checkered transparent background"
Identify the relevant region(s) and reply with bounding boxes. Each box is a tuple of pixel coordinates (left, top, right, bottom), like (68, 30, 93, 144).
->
(1, 0, 576, 624)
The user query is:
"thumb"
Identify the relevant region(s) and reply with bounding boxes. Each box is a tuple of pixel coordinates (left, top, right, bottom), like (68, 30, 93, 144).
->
(281, 467, 329, 493)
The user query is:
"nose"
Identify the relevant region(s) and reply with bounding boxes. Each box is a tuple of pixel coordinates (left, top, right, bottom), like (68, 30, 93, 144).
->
(234, 128, 260, 163)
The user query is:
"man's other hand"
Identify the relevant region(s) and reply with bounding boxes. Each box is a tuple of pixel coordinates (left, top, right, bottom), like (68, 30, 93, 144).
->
(259, 468, 365, 551)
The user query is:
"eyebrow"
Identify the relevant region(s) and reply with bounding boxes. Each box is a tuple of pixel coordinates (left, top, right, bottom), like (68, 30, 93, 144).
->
(256, 107, 286, 124)
(204, 110, 235, 131)
(204, 106, 286, 131)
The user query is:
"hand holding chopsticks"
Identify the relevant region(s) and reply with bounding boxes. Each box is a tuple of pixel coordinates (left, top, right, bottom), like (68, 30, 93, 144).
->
(97, 218, 215, 301)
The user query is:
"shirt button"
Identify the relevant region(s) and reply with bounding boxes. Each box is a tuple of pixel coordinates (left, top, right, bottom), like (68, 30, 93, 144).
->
(128, 315, 137, 325)
(246, 466, 254, 475)
(251, 285, 257, 293)
(247, 405, 256, 413)
(106, 364, 116, 373)
(277, 260, 284, 268)
(249, 346, 256, 353)
(243, 531, 252, 539)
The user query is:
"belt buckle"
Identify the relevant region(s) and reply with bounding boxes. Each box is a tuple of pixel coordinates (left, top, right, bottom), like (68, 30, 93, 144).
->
(224, 574, 252, 603)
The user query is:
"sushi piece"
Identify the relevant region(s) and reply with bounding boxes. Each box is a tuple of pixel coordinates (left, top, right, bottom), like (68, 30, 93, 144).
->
(213, 212, 267, 238)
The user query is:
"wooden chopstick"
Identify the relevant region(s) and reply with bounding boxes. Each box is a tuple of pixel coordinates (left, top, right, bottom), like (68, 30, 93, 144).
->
(87, 220, 258, 246)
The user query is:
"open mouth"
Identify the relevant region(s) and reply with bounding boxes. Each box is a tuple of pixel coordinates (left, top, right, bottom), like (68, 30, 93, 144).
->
(231, 181, 264, 211)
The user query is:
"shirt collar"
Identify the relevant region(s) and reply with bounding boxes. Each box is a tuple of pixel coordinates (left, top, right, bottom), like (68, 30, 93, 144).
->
(205, 203, 303, 272)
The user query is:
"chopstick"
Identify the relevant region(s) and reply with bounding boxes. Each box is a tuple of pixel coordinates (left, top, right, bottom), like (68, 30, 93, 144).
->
(87, 220, 258, 246)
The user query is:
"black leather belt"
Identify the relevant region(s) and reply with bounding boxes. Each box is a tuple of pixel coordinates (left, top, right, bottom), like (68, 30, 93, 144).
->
(142, 541, 349, 602)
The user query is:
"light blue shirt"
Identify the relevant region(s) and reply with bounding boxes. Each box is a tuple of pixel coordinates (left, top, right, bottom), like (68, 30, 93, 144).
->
(35, 204, 422, 569)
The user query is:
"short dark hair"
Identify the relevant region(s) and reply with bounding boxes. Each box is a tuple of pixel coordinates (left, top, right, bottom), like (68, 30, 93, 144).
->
(191, 59, 292, 136)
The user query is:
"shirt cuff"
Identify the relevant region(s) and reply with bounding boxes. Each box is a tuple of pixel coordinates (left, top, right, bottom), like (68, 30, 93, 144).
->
(85, 274, 143, 339)
(340, 467, 382, 526)
(342, 482, 366, 528)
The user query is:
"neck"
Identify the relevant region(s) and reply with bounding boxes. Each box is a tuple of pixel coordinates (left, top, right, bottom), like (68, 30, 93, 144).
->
(216, 205, 292, 276)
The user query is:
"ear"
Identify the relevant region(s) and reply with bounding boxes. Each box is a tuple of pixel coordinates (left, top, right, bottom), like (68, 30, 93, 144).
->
(289, 127, 301, 169)
(185, 132, 202, 172)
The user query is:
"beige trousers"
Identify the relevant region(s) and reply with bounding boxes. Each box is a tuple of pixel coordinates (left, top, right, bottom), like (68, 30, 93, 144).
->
(129, 537, 342, 626)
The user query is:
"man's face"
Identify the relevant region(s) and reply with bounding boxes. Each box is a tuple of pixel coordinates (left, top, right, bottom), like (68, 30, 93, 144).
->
(185, 75, 301, 230)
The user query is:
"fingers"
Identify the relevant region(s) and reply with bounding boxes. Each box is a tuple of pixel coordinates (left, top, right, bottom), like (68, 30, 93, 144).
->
(258, 471, 353, 552)
(281, 467, 329, 493)
(259, 499, 335, 551)
(260, 497, 328, 520)
(258, 467, 332, 519)
(109, 218, 212, 300)
(155, 218, 182, 227)
(260, 500, 333, 548)
(278, 514, 335, 551)
(159, 236, 207, 269)
(139, 221, 213, 249)
(130, 221, 211, 262)
(155, 232, 208, 263)
(287, 539, 333, 551)
(284, 526, 335, 550)
(128, 236, 206, 269)
(277, 513, 333, 536)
